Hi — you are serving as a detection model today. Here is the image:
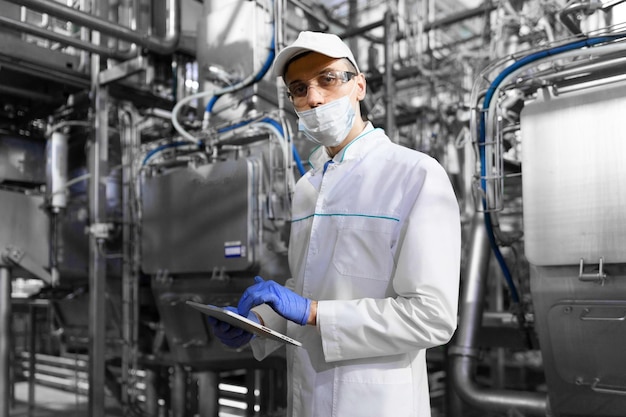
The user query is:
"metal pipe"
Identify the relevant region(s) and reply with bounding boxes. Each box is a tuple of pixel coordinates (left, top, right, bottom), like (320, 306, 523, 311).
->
(119, 104, 138, 407)
(339, 2, 497, 41)
(527, 55, 626, 85)
(88, 27, 108, 417)
(288, 0, 329, 31)
(143, 369, 159, 416)
(448, 214, 549, 416)
(8, 0, 180, 55)
(0, 83, 56, 102)
(451, 357, 549, 413)
(451, 214, 491, 355)
(383, 9, 396, 142)
(602, 0, 626, 8)
(423, 2, 496, 32)
(196, 371, 219, 417)
(172, 365, 187, 417)
(0, 266, 11, 417)
(28, 303, 37, 416)
(339, 18, 385, 40)
(0, 15, 134, 60)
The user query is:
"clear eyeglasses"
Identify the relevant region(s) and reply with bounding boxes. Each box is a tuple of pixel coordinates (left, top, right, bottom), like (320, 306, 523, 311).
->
(287, 70, 356, 103)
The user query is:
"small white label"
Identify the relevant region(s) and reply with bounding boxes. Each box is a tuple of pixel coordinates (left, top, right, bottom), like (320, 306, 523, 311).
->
(224, 241, 245, 258)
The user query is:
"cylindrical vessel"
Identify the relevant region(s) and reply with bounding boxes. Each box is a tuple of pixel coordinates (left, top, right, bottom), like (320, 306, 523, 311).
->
(47, 131, 69, 210)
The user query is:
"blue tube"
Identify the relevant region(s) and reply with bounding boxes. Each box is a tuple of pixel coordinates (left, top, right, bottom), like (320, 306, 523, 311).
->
(292, 144, 306, 176)
(261, 117, 306, 176)
(479, 34, 626, 304)
(142, 141, 198, 166)
(213, 116, 306, 176)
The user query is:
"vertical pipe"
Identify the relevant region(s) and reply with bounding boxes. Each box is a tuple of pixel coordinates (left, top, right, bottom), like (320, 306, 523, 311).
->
(448, 213, 491, 417)
(245, 369, 256, 417)
(455, 214, 491, 351)
(143, 368, 159, 416)
(88, 4, 109, 410)
(448, 214, 548, 415)
(88, 88, 108, 417)
(47, 130, 67, 288)
(254, 369, 261, 416)
(0, 266, 11, 417)
(348, 0, 358, 64)
(383, 9, 396, 142)
(120, 112, 130, 407)
(28, 304, 36, 417)
(171, 365, 187, 417)
(196, 371, 219, 417)
(119, 105, 139, 405)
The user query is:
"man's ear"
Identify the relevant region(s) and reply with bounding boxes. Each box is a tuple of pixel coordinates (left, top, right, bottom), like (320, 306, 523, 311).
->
(356, 73, 367, 101)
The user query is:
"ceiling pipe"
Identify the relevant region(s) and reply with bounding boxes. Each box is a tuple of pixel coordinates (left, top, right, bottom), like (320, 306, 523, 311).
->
(423, 1, 496, 32)
(7, 0, 180, 55)
(339, 2, 497, 42)
(0, 15, 134, 60)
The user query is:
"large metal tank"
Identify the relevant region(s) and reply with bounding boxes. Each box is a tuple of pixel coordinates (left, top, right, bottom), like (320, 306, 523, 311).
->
(521, 81, 626, 416)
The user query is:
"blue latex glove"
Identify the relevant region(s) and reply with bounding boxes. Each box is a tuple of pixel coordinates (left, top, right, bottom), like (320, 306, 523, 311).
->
(206, 306, 258, 348)
(238, 276, 311, 326)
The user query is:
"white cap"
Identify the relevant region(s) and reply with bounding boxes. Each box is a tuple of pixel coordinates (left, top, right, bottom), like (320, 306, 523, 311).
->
(273, 31, 359, 77)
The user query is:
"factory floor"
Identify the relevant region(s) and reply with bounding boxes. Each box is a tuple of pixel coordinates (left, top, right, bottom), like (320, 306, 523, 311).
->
(10, 381, 122, 417)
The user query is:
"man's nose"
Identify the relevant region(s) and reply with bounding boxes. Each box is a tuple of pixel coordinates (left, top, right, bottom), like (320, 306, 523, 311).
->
(305, 85, 325, 107)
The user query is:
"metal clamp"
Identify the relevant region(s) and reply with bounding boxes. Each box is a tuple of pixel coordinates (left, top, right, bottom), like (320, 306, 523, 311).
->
(87, 222, 114, 240)
(578, 257, 607, 285)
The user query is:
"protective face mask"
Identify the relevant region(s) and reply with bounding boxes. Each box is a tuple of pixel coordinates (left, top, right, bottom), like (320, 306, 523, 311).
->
(296, 91, 357, 147)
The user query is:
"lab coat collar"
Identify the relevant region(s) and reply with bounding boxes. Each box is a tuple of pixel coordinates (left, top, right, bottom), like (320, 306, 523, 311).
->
(307, 122, 385, 171)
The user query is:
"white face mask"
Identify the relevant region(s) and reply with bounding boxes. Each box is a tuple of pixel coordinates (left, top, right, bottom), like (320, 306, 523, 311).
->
(296, 90, 357, 147)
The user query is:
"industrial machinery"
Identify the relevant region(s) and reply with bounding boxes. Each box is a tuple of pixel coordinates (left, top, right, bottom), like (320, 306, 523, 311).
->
(0, 1, 625, 417)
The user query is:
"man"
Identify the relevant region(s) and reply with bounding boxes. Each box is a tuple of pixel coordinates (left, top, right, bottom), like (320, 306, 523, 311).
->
(208, 31, 461, 417)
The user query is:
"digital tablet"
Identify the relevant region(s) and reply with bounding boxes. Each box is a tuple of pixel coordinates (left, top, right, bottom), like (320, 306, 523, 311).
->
(186, 301, 302, 347)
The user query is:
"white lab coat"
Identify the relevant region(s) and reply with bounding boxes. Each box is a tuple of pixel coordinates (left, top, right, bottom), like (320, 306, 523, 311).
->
(251, 123, 461, 417)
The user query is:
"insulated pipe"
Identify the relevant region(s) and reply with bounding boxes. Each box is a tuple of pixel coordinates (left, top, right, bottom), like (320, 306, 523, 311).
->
(383, 9, 396, 142)
(8, 0, 180, 55)
(119, 104, 140, 406)
(0, 266, 10, 417)
(448, 214, 549, 416)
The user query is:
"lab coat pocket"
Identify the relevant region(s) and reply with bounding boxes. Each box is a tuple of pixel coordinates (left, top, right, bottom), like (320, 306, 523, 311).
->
(332, 220, 395, 281)
(334, 355, 414, 416)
